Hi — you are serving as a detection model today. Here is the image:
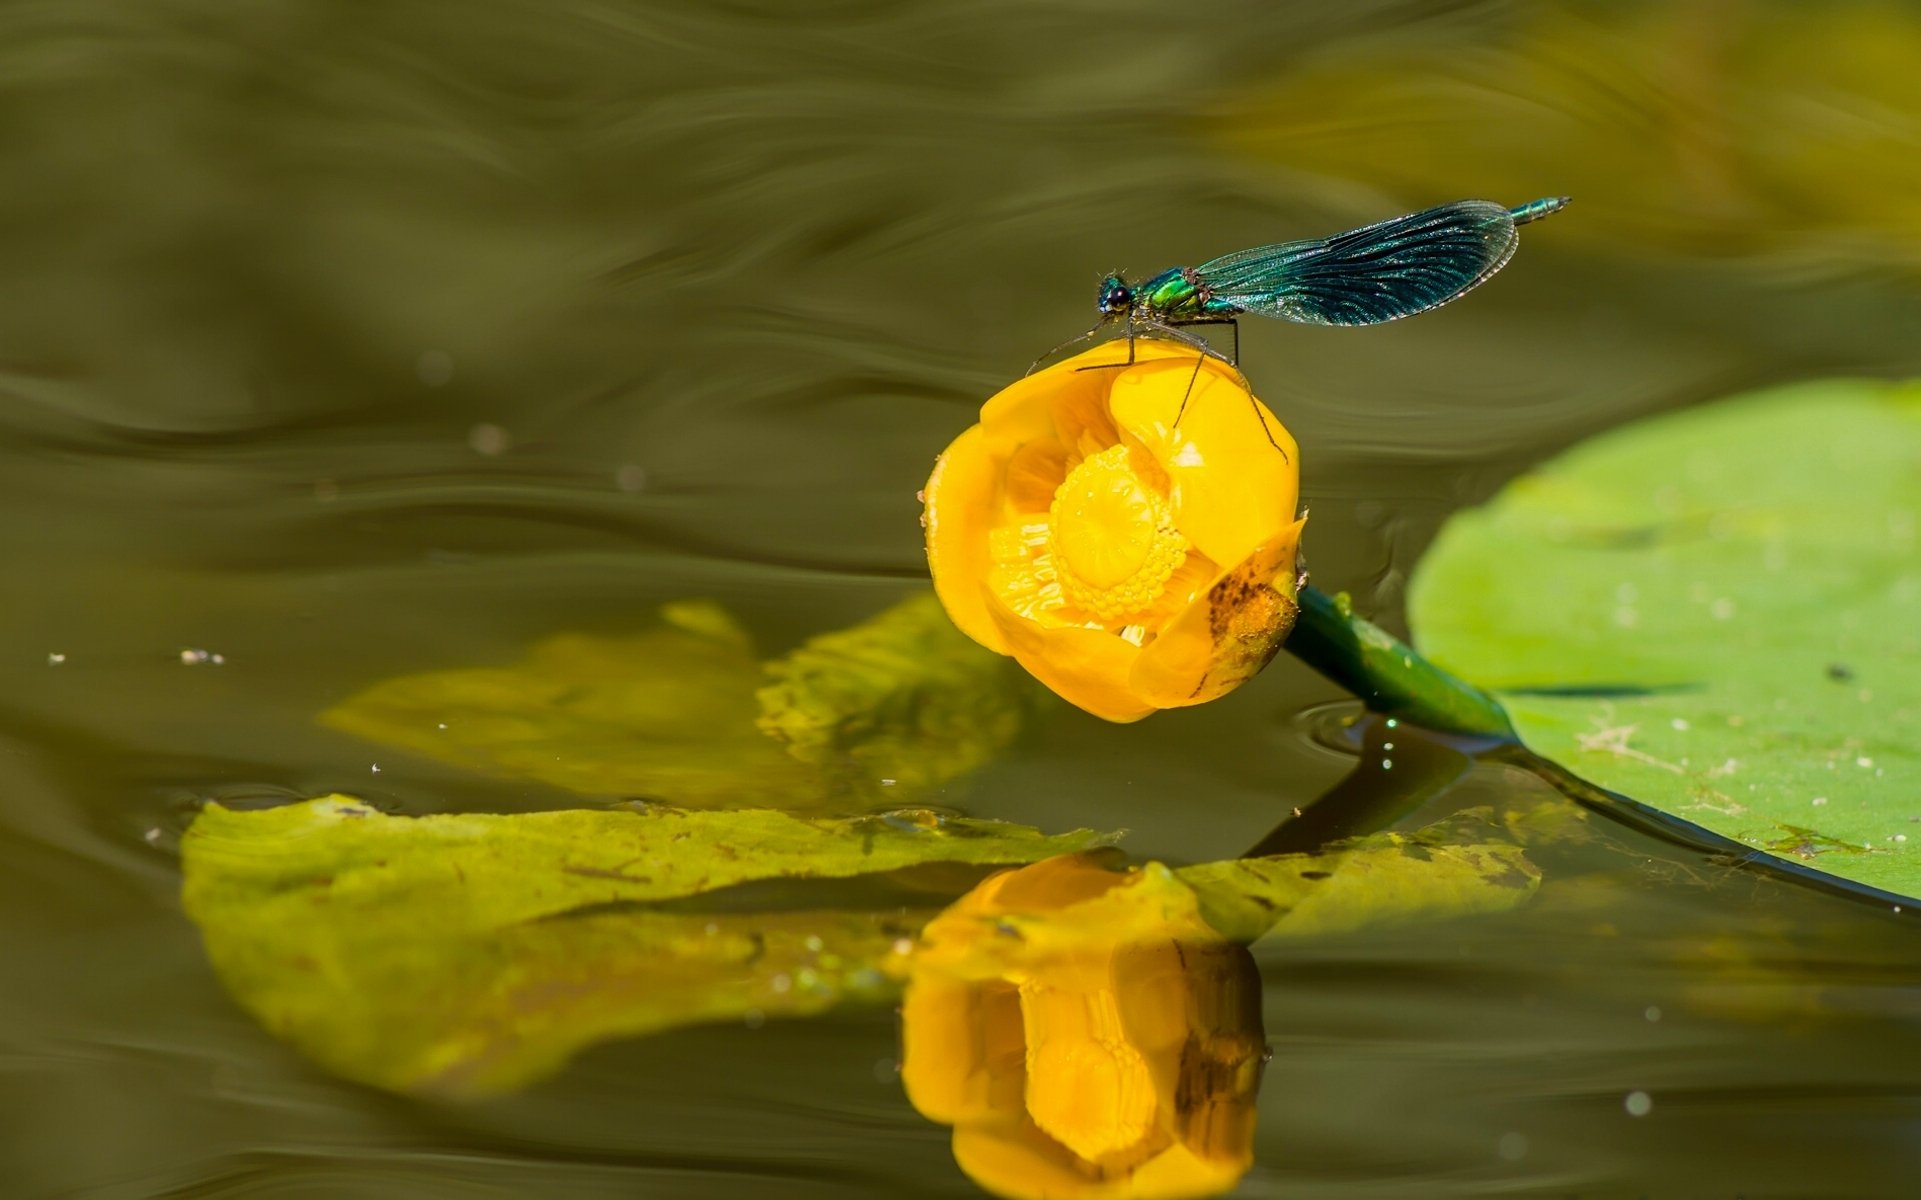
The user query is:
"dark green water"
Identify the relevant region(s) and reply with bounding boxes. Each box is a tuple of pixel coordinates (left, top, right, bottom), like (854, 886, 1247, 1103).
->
(4, 1, 1921, 1196)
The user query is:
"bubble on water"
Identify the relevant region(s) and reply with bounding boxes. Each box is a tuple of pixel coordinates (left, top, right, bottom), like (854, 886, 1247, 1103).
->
(179, 648, 225, 666)
(880, 808, 947, 833)
(1624, 1090, 1652, 1117)
(46, 652, 65, 665)
(416, 350, 454, 387)
(468, 423, 510, 456)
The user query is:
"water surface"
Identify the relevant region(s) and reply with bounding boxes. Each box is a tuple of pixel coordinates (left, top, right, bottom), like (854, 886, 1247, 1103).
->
(4, 1, 1921, 1196)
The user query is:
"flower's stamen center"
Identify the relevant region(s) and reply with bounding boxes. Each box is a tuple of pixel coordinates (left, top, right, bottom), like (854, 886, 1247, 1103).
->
(1047, 445, 1187, 623)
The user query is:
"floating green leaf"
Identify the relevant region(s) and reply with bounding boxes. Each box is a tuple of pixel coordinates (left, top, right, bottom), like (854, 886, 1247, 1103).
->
(321, 593, 1032, 812)
(181, 795, 1115, 1097)
(181, 793, 1546, 1099)
(1410, 379, 1921, 898)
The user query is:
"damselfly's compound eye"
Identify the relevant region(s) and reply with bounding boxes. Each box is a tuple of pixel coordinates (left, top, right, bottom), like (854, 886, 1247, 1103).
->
(1096, 278, 1131, 314)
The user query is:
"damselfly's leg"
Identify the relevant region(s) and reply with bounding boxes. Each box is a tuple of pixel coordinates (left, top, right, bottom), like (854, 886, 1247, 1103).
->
(1028, 322, 1107, 375)
(1163, 316, 1240, 365)
(1165, 317, 1286, 461)
(1071, 315, 1141, 374)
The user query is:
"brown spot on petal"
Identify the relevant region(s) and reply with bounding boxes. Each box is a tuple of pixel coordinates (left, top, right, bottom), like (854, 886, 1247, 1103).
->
(1189, 558, 1300, 698)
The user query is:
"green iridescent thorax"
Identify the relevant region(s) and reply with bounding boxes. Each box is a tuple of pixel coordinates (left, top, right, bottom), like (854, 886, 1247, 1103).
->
(1132, 267, 1208, 320)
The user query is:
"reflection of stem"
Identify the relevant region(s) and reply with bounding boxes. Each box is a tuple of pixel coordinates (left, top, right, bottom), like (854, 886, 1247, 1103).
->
(1283, 586, 1516, 741)
(1243, 717, 1474, 858)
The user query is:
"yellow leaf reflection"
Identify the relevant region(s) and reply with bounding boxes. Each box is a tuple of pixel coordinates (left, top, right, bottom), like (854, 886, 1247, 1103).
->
(902, 854, 1263, 1200)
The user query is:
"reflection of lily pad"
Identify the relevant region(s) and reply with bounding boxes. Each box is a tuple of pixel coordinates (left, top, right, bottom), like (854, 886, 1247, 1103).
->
(181, 796, 1116, 1097)
(322, 594, 1029, 812)
(1410, 379, 1921, 898)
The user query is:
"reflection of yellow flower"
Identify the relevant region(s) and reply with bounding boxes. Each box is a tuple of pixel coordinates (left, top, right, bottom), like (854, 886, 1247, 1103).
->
(922, 340, 1305, 722)
(901, 854, 1265, 1200)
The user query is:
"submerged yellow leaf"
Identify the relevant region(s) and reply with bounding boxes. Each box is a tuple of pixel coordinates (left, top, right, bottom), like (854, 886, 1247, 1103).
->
(755, 591, 1038, 795)
(321, 600, 826, 808)
(323, 593, 1035, 812)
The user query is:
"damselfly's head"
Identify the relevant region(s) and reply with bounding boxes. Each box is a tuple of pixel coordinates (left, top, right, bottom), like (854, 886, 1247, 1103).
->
(1095, 274, 1132, 318)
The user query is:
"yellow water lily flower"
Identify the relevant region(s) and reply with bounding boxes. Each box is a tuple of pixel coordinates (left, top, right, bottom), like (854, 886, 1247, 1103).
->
(901, 853, 1265, 1200)
(922, 339, 1304, 721)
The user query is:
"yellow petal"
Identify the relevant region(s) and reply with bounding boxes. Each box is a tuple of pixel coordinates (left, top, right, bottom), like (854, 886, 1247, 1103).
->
(1002, 438, 1073, 515)
(951, 1120, 1107, 1200)
(975, 853, 1132, 914)
(977, 353, 1105, 457)
(1106, 356, 1298, 571)
(925, 424, 1012, 654)
(901, 976, 1028, 1124)
(984, 590, 1154, 723)
(1128, 520, 1305, 709)
(953, 1121, 1247, 1200)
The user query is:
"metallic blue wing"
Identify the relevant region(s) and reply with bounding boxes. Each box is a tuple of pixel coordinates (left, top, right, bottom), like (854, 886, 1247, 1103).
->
(1195, 200, 1525, 326)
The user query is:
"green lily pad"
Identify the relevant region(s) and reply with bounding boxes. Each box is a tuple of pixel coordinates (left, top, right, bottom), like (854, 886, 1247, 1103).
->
(180, 796, 1115, 1097)
(180, 794, 1546, 1099)
(1410, 378, 1921, 898)
(321, 594, 1029, 812)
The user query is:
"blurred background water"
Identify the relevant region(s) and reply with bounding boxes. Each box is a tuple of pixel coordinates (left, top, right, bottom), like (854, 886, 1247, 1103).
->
(3, 0, 1921, 1196)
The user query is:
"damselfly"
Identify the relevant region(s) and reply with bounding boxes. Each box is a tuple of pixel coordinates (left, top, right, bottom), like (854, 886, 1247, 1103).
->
(1036, 197, 1569, 453)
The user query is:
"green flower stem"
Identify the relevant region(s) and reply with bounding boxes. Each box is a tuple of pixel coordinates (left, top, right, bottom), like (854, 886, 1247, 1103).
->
(1284, 586, 1516, 741)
